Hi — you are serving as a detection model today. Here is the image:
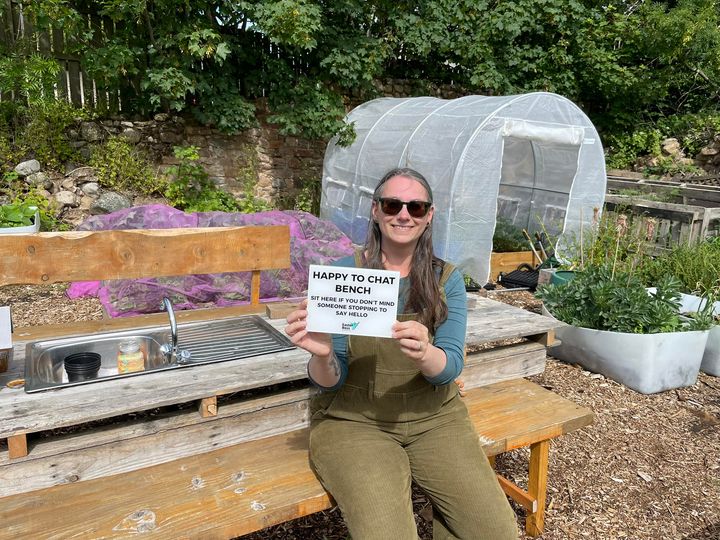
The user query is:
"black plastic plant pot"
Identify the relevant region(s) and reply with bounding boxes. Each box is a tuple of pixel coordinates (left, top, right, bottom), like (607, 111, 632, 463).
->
(64, 352, 102, 382)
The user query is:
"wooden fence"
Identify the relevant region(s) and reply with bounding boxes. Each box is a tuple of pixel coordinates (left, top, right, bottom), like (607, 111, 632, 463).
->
(0, 0, 124, 111)
(604, 194, 720, 254)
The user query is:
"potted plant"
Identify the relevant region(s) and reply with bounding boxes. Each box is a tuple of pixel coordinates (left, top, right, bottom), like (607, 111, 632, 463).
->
(0, 201, 40, 233)
(537, 265, 712, 394)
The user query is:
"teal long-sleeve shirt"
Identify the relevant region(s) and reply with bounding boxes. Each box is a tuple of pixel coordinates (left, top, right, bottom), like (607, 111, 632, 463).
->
(311, 255, 468, 391)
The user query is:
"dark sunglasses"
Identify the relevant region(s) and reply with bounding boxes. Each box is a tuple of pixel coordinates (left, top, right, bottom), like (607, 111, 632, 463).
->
(376, 197, 432, 218)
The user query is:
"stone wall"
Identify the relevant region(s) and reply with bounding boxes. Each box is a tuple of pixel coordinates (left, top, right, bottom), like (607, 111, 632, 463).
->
(69, 104, 326, 206)
(76, 80, 466, 205)
(19, 79, 469, 220)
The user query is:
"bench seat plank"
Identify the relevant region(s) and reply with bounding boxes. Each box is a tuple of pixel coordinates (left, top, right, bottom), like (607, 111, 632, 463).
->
(0, 379, 593, 538)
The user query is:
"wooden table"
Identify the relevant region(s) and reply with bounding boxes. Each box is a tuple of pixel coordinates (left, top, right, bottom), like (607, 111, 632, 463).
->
(0, 296, 580, 537)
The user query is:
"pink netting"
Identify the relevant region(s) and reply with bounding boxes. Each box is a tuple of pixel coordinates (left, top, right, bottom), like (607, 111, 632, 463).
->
(67, 205, 354, 317)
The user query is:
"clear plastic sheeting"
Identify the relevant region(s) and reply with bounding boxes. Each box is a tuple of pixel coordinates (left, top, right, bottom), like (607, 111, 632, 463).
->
(321, 92, 607, 284)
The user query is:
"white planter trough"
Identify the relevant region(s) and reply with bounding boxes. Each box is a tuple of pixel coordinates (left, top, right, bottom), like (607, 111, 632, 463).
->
(542, 306, 709, 394)
(0, 209, 40, 234)
(676, 293, 720, 377)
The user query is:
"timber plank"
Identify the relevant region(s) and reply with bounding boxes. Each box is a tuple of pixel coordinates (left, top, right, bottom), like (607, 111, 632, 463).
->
(466, 379, 593, 456)
(0, 226, 290, 286)
(0, 346, 307, 439)
(526, 440, 550, 535)
(0, 390, 312, 498)
(466, 297, 557, 344)
(265, 301, 302, 320)
(463, 341, 547, 388)
(0, 430, 332, 539)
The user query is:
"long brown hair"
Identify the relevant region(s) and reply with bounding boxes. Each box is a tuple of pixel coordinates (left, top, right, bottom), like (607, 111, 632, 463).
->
(363, 167, 448, 330)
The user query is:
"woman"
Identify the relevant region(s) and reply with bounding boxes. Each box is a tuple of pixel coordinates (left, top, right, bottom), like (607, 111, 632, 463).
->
(285, 168, 518, 539)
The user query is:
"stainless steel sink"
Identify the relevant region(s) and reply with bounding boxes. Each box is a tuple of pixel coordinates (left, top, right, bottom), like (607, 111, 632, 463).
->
(24, 316, 295, 393)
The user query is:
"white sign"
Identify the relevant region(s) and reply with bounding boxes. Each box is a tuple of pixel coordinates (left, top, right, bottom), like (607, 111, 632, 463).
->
(0, 306, 11, 349)
(306, 264, 400, 337)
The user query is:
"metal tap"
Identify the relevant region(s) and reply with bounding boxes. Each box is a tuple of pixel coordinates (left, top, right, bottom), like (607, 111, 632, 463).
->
(160, 297, 191, 365)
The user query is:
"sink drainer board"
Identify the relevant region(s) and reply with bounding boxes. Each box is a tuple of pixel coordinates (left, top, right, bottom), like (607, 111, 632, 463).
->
(24, 316, 295, 393)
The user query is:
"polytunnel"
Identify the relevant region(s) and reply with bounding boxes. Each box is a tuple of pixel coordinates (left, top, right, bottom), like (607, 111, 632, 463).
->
(320, 92, 607, 285)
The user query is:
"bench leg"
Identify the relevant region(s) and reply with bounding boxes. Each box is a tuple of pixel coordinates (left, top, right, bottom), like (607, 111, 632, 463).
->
(525, 440, 549, 537)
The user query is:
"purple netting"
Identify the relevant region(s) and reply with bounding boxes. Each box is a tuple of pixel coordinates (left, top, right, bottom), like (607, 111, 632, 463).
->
(67, 205, 354, 317)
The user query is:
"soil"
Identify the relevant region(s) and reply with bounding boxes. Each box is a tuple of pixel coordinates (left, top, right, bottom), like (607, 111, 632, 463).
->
(2, 285, 718, 540)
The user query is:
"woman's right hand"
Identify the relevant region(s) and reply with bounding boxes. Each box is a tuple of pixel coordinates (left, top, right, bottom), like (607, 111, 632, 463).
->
(284, 299, 333, 357)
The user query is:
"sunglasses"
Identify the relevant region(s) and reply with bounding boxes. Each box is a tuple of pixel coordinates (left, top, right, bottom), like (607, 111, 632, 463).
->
(376, 197, 432, 218)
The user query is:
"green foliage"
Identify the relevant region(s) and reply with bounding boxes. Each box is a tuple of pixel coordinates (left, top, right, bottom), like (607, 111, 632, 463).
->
(643, 156, 703, 178)
(293, 177, 321, 215)
(0, 52, 61, 106)
(656, 112, 720, 157)
(21, 101, 84, 170)
(249, 0, 322, 50)
(163, 146, 269, 213)
(639, 237, 720, 295)
(0, 200, 38, 228)
(536, 264, 711, 333)
(90, 138, 163, 195)
(142, 67, 195, 112)
(492, 218, 528, 253)
(191, 81, 257, 135)
(606, 110, 720, 171)
(0, 51, 80, 169)
(605, 129, 663, 170)
(0, 173, 67, 231)
(268, 80, 355, 145)
(276, 176, 321, 214)
(10, 0, 720, 148)
(562, 207, 655, 278)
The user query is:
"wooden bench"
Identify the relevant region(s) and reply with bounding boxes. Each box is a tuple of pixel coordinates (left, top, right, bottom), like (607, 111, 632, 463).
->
(0, 227, 593, 538)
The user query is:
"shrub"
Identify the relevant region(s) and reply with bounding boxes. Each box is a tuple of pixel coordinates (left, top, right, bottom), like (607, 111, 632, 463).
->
(605, 129, 662, 170)
(90, 138, 163, 195)
(20, 101, 85, 170)
(163, 146, 270, 213)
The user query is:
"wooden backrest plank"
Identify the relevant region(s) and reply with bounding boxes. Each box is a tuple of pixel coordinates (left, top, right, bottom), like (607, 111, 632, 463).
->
(0, 226, 291, 286)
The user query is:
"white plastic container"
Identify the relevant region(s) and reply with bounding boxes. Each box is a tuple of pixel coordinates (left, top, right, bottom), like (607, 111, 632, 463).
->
(542, 305, 709, 394)
(676, 292, 720, 377)
(0, 210, 40, 234)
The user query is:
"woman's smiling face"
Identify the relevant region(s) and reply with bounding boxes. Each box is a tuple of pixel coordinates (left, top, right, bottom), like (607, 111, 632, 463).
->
(371, 175, 434, 249)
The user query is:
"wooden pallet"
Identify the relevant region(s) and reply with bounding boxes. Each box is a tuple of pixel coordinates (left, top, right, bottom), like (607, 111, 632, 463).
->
(0, 296, 556, 489)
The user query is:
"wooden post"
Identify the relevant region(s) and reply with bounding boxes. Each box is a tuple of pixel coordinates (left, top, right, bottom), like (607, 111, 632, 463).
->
(529, 329, 555, 347)
(8, 434, 28, 459)
(525, 439, 550, 536)
(199, 396, 218, 418)
(496, 474, 537, 513)
(250, 270, 261, 306)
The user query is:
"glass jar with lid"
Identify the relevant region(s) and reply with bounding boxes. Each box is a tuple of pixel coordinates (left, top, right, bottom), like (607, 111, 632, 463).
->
(117, 338, 145, 373)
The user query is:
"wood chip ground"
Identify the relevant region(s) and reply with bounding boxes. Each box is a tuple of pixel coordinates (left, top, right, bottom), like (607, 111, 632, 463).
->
(1, 285, 718, 539)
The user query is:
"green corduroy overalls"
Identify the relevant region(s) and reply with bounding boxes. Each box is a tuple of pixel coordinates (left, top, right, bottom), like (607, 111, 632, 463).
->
(309, 258, 518, 540)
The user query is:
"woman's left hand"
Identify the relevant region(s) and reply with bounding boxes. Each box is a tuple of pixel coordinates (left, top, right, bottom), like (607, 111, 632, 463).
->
(392, 320, 431, 361)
